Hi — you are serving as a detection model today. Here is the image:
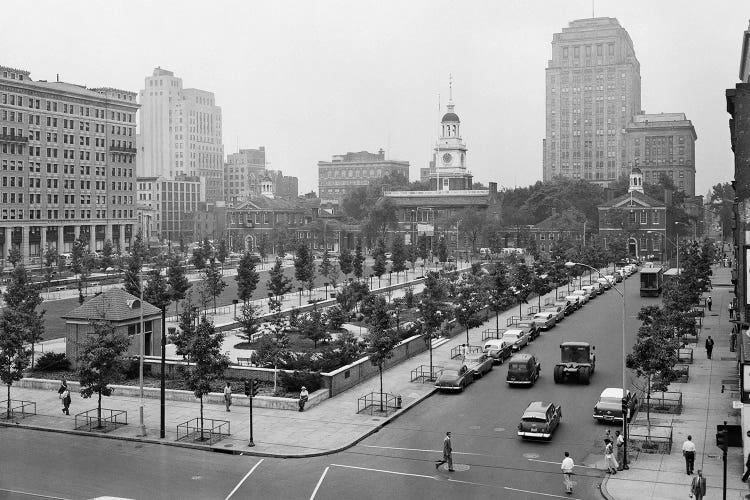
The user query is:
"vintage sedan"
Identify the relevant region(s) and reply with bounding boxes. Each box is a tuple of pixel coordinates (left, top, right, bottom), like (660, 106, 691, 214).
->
(435, 364, 474, 392)
(571, 289, 591, 304)
(512, 319, 541, 340)
(593, 388, 638, 423)
(464, 352, 494, 377)
(501, 329, 531, 351)
(554, 299, 575, 316)
(543, 305, 566, 322)
(517, 401, 562, 440)
(532, 311, 557, 330)
(483, 339, 513, 364)
(565, 295, 583, 310)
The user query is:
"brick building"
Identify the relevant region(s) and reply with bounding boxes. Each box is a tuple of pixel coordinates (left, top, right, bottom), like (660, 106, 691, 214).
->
(318, 149, 409, 204)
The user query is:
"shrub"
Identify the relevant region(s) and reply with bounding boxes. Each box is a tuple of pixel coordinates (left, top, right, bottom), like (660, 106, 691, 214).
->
(35, 352, 71, 371)
(279, 370, 323, 394)
(325, 305, 348, 330)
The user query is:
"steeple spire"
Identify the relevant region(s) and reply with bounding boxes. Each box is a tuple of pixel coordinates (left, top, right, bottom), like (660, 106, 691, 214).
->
(447, 74, 455, 113)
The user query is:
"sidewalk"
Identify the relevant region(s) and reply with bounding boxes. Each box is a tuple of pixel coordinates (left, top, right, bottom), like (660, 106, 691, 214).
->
(2, 262, 486, 456)
(603, 265, 749, 499)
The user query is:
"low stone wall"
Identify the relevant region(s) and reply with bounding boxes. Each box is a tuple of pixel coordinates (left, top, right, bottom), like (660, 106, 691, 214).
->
(141, 357, 295, 383)
(16, 377, 328, 411)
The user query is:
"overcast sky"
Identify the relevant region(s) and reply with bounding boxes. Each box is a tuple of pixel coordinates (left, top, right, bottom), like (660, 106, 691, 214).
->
(0, 0, 745, 197)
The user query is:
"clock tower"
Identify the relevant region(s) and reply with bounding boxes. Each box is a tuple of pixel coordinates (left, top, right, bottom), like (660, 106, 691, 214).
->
(430, 76, 472, 191)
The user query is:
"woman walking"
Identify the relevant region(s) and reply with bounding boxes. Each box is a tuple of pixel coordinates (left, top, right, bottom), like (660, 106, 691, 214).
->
(604, 438, 619, 474)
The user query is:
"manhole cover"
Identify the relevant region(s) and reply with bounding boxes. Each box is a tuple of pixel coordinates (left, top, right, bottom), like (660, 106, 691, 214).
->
(523, 453, 540, 459)
(494, 427, 506, 432)
(469, 425, 481, 430)
(224, 444, 234, 448)
(438, 463, 470, 472)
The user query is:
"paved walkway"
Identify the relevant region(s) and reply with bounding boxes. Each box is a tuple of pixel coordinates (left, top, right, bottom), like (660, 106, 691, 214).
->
(2, 261, 572, 457)
(603, 265, 749, 499)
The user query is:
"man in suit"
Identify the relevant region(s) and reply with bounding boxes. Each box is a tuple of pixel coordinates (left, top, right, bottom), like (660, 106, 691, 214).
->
(690, 470, 707, 500)
(435, 432, 454, 471)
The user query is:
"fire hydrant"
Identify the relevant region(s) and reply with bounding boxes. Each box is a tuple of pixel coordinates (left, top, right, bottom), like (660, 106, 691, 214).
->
(396, 395, 402, 409)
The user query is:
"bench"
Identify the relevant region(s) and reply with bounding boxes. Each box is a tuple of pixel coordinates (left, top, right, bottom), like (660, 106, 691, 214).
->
(236, 357, 253, 367)
(55, 286, 67, 291)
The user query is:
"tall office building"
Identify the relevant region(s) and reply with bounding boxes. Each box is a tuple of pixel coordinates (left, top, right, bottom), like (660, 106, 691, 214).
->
(0, 65, 138, 264)
(224, 147, 265, 204)
(138, 68, 223, 203)
(543, 18, 642, 185)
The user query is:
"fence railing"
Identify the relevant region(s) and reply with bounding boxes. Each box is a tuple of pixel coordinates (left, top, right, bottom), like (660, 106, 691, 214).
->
(410, 365, 443, 383)
(526, 306, 541, 315)
(0, 399, 36, 419)
(357, 392, 399, 416)
(481, 328, 505, 341)
(176, 417, 231, 445)
(506, 316, 522, 327)
(450, 344, 483, 359)
(74, 408, 128, 433)
(674, 364, 690, 383)
(677, 348, 694, 364)
(628, 421, 673, 454)
(642, 391, 683, 414)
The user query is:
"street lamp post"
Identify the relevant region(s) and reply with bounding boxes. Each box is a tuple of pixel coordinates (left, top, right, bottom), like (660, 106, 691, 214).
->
(297, 287, 303, 306)
(324, 282, 329, 300)
(566, 261, 629, 470)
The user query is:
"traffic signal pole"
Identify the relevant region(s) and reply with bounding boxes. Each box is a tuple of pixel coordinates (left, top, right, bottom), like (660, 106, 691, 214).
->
(717, 420, 728, 500)
(245, 378, 257, 447)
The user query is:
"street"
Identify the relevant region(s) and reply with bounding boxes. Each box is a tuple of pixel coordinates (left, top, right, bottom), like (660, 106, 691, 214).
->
(0, 275, 655, 500)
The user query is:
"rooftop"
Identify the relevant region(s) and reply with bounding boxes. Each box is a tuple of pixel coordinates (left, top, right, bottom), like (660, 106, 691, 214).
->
(63, 288, 161, 323)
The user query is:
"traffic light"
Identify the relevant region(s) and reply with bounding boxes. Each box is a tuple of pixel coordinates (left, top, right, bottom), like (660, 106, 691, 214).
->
(252, 379, 260, 397)
(716, 428, 728, 452)
(244, 380, 251, 397)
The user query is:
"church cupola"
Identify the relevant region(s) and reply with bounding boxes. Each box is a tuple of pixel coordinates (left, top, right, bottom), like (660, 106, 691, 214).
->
(628, 167, 644, 194)
(441, 76, 460, 139)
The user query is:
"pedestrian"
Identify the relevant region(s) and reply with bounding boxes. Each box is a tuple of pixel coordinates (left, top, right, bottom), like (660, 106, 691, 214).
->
(705, 336, 714, 360)
(58, 379, 71, 415)
(561, 451, 575, 495)
(604, 439, 618, 474)
(435, 431, 454, 471)
(223, 382, 232, 412)
(729, 302, 735, 319)
(707, 296, 712, 312)
(742, 451, 750, 482)
(615, 430, 625, 470)
(690, 470, 707, 500)
(298, 386, 309, 412)
(682, 435, 696, 474)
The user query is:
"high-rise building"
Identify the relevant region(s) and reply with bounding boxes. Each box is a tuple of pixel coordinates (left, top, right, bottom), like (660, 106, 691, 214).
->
(318, 149, 409, 203)
(138, 68, 223, 203)
(624, 113, 697, 196)
(0, 65, 138, 264)
(543, 17, 642, 185)
(224, 147, 265, 204)
(136, 175, 202, 245)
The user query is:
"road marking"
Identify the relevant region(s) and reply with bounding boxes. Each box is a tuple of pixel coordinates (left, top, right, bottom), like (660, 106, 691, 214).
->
(0, 489, 71, 500)
(309, 466, 329, 500)
(330, 463, 436, 480)
(359, 444, 499, 458)
(504, 486, 583, 499)
(527, 458, 599, 470)
(224, 458, 264, 500)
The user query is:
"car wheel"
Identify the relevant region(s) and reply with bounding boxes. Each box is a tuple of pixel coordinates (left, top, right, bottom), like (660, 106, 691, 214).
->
(553, 365, 562, 383)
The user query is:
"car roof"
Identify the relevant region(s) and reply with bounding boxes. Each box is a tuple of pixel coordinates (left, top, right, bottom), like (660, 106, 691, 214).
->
(509, 353, 534, 362)
(600, 387, 626, 398)
(561, 341, 591, 348)
(484, 339, 506, 347)
(503, 329, 523, 336)
(534, 312, 552, 317)
(522, 401, 552, 419)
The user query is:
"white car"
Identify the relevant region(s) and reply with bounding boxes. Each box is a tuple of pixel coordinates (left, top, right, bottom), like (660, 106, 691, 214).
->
(565, 295, 582, 310)
(532, 311, 557, 330)
(502, 329, 531, 351)
(571, 289, 590, 304)
(597, 277, 612, 290)
(581, 284, 599, 298)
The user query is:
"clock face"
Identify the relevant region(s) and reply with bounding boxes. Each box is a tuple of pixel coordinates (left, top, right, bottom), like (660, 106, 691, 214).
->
(442, 153, 453, 164)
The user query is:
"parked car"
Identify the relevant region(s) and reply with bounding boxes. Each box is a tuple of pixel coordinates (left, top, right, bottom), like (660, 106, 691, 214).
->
(581, 284, 599, 298)
(464, 352, 494, 378)
(483, 339, 513, 364)
(597, 277, 612, 290)
(435, 364, 474, 392)
(501, 329, 531, 351)
(506, 353, 541, 386)
(516, 319, 541, 340)
(565, 295, 582, 310)
(532, 311, 557, 330)
(571, 289, 590, 304)
(517, 401, 562, 440)
(554, 299, 575, 316)
(543, 305, 566, 322)
(593, 387, 638, 423)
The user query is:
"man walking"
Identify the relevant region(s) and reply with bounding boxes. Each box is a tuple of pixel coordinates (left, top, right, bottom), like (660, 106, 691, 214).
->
(742, 451, 750, 482)
(705, 336, 714, 360)
(615, 430, 624, 471)
(435, 431, 454, 471)
(58, 379, 71, 415)
(561, 451, 575, 495)
(707, 296, 712, 312)
(682, 435, 696, 474)
(690, 470, 707, 500)
(729, 302, 735, 319)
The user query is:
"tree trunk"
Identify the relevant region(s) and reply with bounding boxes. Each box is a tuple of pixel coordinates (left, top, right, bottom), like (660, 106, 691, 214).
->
(646, 377, 652, 439)
(31, 343, 35, 369)
(495, 311, 499, 337)
(200, 396, 204, 441)
(379, 364, 384, 412)
(6, 383, 10, 419)
(429, 334, 434, 381)
(97, 390, 102, 429)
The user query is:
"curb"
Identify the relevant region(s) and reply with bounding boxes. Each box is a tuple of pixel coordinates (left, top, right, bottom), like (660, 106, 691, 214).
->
(598, 475, 615, 500)
(0, 388, 438, 459)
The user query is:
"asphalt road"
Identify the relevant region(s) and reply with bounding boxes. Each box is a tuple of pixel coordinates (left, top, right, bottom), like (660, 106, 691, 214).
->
(3, 274, 657, 500)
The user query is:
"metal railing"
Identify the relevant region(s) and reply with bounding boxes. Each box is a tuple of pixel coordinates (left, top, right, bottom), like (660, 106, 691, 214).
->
(0, 399, 36, 419)
(642, 391, 683, 414)
(506, 316, 522, 327)
(481, 328, 505, 341)
(628, 421, 673, 454)
(74, 408, 128, 432)
(176, 417, 231, 445)
(450, 344, 483, 359)
(674, 364, 690, 383)
(357, 392, 399, 416)
(677, 348, 694, 364)
(410, 365, 443, 383)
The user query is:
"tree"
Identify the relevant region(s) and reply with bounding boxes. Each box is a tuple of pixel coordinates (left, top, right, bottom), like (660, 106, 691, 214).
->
(530, 263, 552, 310)
(436, 237, 448, 264)
(204, 259, 227, 313)
(236, 252, 260, 304)
(267, 257, 293, 299)
(372, 239, 388, 283)
(485, 263, 514, 332)
(216, 238, 228, 272)
(339, 248, 354, 278)
(454, 283, 483, 345)
(171, 295, 199, 358)
(300, 304, 329, 349)
(100, 240, 114, 271)
(294, 241, 314, 292)
(353, 243, 365, 279)
(319, 249, 333, 283)
(166, 253, 191, 316)
(510, 262, 534, 316)
(76, 320, 130, 428)
(123, 255, 142, 298)
(257, 234, 269, 262)
(364, 295, 398, 412)
(0, 312, 30, 418)
(626, 305, 680, 431)
(184, 315, 230, 441)
(70, 235, 88, 275)
(390, 235, 407, 280)
(131, 230, 148, 265)
(708, 182, 735, 241)
(201, 237, 214, 262)
(144, 269, 171, 365)
(191, 248, 207, 271)
(417, 235, 430, 262)
(235, 303, 260, 342)
(6, 246, 21, 268)
(254, 328, 290, 392)
(405, 244, 418, 271)
(364, 200, 399, 244)
(4, 265, 45, 368)
(452, 208, 485, 255)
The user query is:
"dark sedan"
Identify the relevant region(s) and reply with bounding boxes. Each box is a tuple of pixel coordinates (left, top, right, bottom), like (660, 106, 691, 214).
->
(517, 401, 562, 440)
(435, 365, 474, 392)
(593, 388, 638, 423)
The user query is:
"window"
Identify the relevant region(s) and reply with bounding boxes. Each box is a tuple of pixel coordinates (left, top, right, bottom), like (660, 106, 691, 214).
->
(640, 211, 647, 224)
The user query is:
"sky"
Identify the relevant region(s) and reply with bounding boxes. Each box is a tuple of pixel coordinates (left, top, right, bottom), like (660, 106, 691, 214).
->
(0, 0, 746, 197)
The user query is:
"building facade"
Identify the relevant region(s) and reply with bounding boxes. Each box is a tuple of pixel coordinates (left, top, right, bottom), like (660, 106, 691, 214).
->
(543, 17, 642, 185)
(624, 113, 697, 196)
(224, 147, 265, 204)
(138, 68, 224, 203)
(318, 149, 409, 203)
(0, 65, 138, 264)
(428, 83, 473, 191)
(136, 175, 202, 245)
